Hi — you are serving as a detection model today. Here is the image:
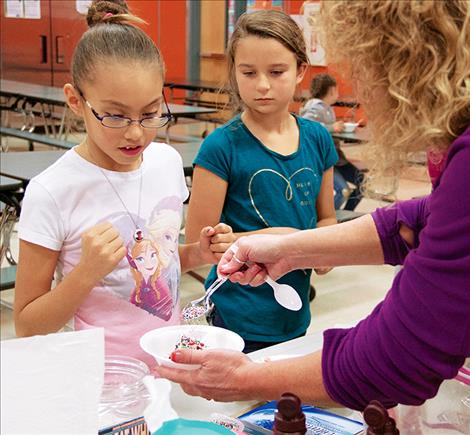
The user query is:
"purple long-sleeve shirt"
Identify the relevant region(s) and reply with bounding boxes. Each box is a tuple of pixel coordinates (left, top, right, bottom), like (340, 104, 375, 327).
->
(322, 125, 470, 410)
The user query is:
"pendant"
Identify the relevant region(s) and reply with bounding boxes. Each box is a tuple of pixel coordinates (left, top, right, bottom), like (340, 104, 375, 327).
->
(134, 228, 143, 242)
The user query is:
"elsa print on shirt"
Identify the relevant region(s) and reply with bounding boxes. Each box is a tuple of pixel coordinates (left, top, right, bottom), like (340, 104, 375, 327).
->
(147, 196, 182, 307)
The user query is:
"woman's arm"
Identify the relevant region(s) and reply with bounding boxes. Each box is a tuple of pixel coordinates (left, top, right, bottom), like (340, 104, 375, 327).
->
(372, 196, 428, 265)
(156, 347, 337, 407)
(217, 215, 384, 286)
(279, 214, 383, 270)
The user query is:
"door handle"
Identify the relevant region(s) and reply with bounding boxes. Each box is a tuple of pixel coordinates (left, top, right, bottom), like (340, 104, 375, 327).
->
(55, 36, 65, 64)
(40, 35, 48, 64)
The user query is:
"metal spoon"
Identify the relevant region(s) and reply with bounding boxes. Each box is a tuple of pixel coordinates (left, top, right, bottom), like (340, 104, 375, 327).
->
(181, 277, 227, 323)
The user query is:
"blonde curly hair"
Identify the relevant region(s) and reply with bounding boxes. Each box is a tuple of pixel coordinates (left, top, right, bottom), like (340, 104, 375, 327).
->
(321, 0, 470, 182)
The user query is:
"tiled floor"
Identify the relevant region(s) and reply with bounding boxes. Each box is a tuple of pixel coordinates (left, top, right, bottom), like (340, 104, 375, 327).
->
(0, 120, 431, 342)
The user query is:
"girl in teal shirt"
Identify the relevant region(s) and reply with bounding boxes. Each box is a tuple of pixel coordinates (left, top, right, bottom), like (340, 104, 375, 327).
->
(185, 10, 338, 352)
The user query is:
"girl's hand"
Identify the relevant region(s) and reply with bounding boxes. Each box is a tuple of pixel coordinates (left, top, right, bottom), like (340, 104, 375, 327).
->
(198, 223, 234, 263)
(210, 223, 236, 260)
(217, 234, 292, 286)
(78, 222, 126, 283)
(154, 348, 255, 402)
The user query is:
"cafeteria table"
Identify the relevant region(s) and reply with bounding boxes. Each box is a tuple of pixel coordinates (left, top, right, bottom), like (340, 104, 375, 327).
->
(0, 150, 66, 183)
(332, 127, 370, 144)
(1, 79, 218, 143)
(0, 143, 200, 186)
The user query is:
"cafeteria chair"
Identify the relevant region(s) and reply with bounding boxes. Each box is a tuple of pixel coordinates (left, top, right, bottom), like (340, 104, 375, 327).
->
(0, 176, 22, 290)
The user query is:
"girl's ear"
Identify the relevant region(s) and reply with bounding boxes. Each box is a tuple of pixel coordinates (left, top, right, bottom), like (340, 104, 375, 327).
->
(296, 63, 308, 85)
(63, 83, 84, 117)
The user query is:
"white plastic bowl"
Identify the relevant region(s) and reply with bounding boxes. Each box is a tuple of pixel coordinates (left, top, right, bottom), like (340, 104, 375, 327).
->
(140, 325, 245, 370)
(343, 122, 359, 133)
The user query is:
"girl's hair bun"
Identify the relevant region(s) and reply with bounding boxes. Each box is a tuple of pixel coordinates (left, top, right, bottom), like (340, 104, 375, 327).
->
(86, 0, 131, 28)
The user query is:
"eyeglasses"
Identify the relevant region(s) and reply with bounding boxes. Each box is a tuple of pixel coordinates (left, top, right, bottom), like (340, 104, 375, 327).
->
(76, 87, 172, 129)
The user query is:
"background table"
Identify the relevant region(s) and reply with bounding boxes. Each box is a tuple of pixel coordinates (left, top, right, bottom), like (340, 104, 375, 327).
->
(0, 150, 66, 183)
(0, 80, 216, 117)
(0, 143, 200, 183)
(332, 127, 370, 144)
(1, 79, 218, 143)
(165, 77, 223, 94)
(0, 176, 22, 192)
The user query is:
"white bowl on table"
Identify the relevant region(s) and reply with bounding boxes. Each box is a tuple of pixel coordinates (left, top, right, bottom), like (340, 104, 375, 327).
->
(140, 325, 245, 371)
(343, 122, 359, 133)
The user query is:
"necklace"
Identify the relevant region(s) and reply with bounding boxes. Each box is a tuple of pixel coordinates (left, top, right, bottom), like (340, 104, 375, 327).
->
(99, 164, 144, 242)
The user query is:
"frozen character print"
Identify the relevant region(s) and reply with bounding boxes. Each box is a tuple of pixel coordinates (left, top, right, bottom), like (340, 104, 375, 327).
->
(147, 196, 183, 306)
(127, 239, 173, 321)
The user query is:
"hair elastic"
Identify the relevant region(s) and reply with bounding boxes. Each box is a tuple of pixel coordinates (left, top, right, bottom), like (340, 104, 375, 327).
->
(104, 12, 114, 18)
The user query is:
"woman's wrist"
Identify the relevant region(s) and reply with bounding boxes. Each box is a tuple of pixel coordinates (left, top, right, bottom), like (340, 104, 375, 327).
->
(281, 232, 311, 267)
(240, 361, 276, 401)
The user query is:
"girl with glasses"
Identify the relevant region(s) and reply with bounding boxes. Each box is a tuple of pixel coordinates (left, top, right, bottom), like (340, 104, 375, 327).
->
(14, 0, 232, 368)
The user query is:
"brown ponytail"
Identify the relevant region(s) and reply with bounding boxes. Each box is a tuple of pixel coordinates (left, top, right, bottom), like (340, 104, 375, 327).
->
(72, 0, 164, 88)
(86, 0, 145, 28)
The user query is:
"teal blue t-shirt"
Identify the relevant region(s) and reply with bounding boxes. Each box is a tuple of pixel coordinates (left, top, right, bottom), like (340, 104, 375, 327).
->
(194, 114, 337, 342)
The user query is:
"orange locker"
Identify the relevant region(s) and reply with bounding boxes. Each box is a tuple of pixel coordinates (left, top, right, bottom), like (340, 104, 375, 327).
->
(1, 0, 86, 86)
(0, 0, 186, 87)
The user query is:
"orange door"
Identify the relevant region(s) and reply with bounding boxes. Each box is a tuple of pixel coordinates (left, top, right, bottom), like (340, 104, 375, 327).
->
(0, 0, 185, 87)
(49, 0, 88, 86)
(1, 0, 53, 85)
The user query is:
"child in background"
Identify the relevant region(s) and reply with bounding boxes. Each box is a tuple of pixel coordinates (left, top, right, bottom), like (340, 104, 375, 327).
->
(185, 10, 338, 353)
(14, 0, 232, 368)
(300, 73, 364, 211)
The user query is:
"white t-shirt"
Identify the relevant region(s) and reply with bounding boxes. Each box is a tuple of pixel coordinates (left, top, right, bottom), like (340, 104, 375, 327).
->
(19, 143, 189, 367)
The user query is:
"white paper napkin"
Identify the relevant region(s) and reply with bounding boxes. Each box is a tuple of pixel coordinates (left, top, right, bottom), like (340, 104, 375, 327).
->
(1, 328, 104, 435)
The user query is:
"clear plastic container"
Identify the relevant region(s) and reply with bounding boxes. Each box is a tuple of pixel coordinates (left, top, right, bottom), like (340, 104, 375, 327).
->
(391, 361, 470, 434)
(99, 355, 151, 425)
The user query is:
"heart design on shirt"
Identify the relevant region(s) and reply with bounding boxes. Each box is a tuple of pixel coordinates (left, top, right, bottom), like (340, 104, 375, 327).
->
(248, 167, 319, 227)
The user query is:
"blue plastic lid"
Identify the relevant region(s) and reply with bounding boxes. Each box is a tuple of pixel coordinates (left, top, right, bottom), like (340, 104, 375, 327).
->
(153, 418, 233, 434)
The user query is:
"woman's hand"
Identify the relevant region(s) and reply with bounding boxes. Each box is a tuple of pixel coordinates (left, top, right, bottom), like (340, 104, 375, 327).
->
(198, 223, 234, 264)
(217, 234, 294, 286)
(78, 222, 126, 283)
(154, 348, 256, 402)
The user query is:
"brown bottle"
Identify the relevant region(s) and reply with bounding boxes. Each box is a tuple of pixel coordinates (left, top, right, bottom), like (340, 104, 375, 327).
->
(363, 400, 399, 435)
(273, 392, 307, 435)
